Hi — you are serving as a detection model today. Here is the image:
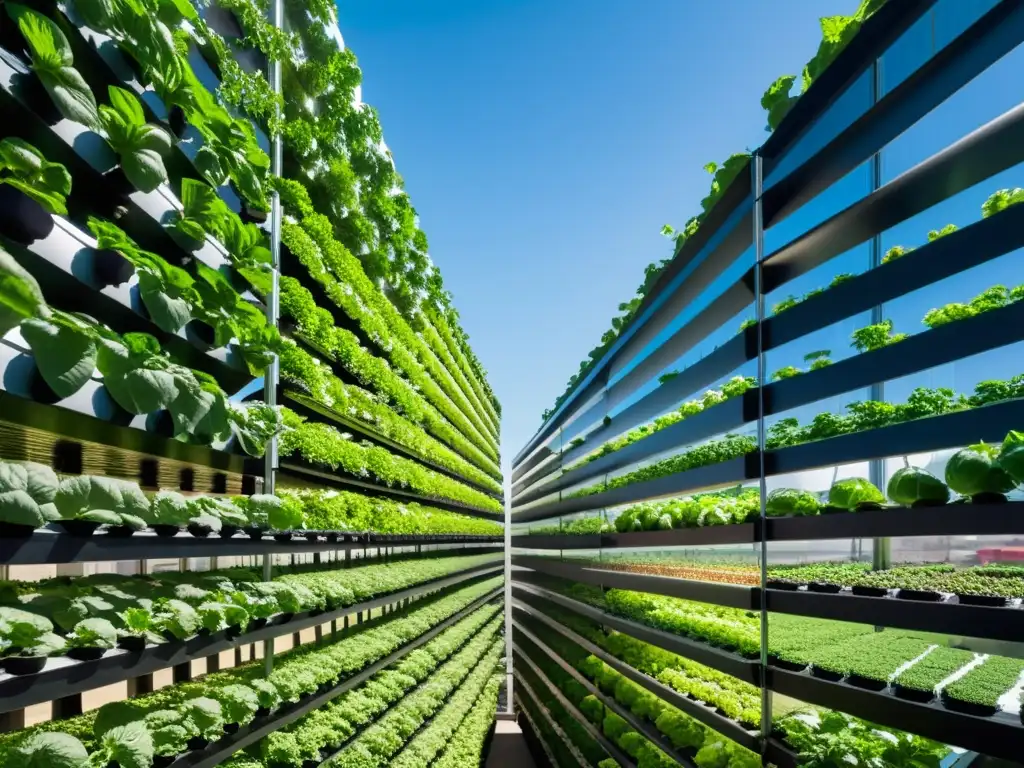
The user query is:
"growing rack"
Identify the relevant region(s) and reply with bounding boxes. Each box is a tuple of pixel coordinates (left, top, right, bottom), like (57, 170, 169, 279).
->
(0, 0, 505, 761)
(510, 1, 1024, 765)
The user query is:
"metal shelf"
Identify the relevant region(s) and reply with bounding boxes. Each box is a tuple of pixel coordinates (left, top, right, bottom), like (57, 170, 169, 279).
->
(513, 555, 756, 610)
(167, 587, 503, 768)
(278, 458, 505, 521)
(0, 529, 502, 566)
(511, 578, 760, 685)
(0, 563, 502, 714)
(512, 600, 761, 753)
(767, 666, 1024, 763)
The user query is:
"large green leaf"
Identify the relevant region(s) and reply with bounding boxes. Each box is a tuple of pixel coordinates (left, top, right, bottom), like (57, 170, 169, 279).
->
(120, 148, 168, 193)
(6, 4, 70, 69)
(0, 247, 48, 335)
(21, 316, 96, 398)
(107, 86, 145, 127)
(194, 145, 227, 187)
(0, 490, 46, 528)
(37, 67, 102, 131)
(96, 337, 178, 414)
(70, 0, 119, 32)
(0, 137, 44, 174)
(137, 270, 191, 332)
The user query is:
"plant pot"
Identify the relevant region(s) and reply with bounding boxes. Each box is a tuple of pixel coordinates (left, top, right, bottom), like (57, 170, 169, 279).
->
(245, 527, 266, 540)
(225, 623, 244, 639)
(240, 205, 268, 225)
(171, 227, 205, 253)
(187, 523, 214, 538)
(185, 320, 217, 347)
(911, 497, 948, 508)
(807, 582, 842, 594)
(846, 674, 888, 692)
(105, 525, 136, 538)
(303, 531, 321, 542)
(90, 248, 135, 287)
(273, 531, 293, 542)
(893, 683, 934, 703)
(223, 722, 239, 735)
(0, 185, 55, 245)
(3, 655, 46, 675)
(766, 580, 802, 591)
(898, 588, 943, 602)
(957, 593, 1008, 607)
(254, 707, 272, 718)
(809, 666, 844, 682)
(168, 106, 187, 138)
(851, 585, 889, 597)
(854, 501, 884, 512)
(197, 628, 212, 638)
(66, 646, 106, 661)
(326, 532, 340, 543)
(54, 520, 101, 537)
(302, 761, 319, 768)
(819, 505, 846, 516)
(117, 635, 146, 653)
(0, 521, 38, 538)
(152, 524, 181, 538)
(941, 693, 997, 717)
(249, 617, 269, 630)
(971, 491, 1008, 504)
(153, 755, 176, 768)
(219, 525, 240, 539)
(186, 736, 209, 751)
(273, 612, 294, 625)
(102, 166, 136, 200)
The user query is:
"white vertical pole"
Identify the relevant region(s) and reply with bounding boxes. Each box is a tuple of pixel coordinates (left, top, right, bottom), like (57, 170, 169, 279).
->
(263, 0, 284, 679)
(504, 478, 513, 713)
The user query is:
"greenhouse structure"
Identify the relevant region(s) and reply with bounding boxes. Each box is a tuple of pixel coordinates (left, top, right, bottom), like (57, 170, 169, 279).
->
(0, 0, 1022, 765)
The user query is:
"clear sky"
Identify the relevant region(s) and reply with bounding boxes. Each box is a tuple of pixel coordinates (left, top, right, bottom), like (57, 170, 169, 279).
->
(334, 0, 865, 470)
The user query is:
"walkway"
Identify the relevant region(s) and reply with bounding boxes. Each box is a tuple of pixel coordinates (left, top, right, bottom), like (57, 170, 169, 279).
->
(485, 719, 538, 768)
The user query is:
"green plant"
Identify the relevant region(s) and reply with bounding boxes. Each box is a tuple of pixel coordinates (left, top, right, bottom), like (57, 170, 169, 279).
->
(66, 618, 117, 649)
(982, 187, 1024, 218)
(0, 138, 71, 214)
(887, 465, 949, 506)
(945, 442, 1017, 496)
(8, 732, 90, 768)
(5, 5, 100, 129)
(772, 365, 801, 381)
(0, 460, 60, 529)
(766, 488, 819, 517)
(98, 86, 171, 192)
(827, 477, 884, 510)
(882, 245, 912, 264)
(927, 223, 958, 241)
(173, 178, 228, 243)
(850, 319, 907, 352)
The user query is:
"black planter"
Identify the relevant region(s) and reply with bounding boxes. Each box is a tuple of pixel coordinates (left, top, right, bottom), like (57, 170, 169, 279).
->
(54, 519, 101, 536)
(223, 722, 239, 734)
(846, 674, 888, 692)
(225, 623, 244, 639)
(187, 522, 214, 538)
(325, 532, 340, 543)
(3, 655, 46, 675)
(809, 665, 844, 682)
(117, 635, 146, 653)
(66, 645, 106, 661)
(245, 527, 266, 540)
(0, 185, 55, 245)
(911, 497, 948, 508)
(893, 683, 935, 703)
(971, 491, 1009, 504)
(102, 166, 135, 200)
(851, 585, 889, 597)
(941, 693, 997, 718)
(898, 588, 943, 602)
(854, 501, 884, 512)
(766, 580, 802, 591)
(957, 592, 1009, 607)
(273, 531, 293, 542)
(152, 524, 181, 538)
(273, 612, 294, 625)
(91, 248, 135, 287)
(185, 320, 217, 347)
(807, 582, 842, 594)
(186, 736, 209, 751)
(168, 106, 187, 138)
(219, 525, 240, 539)
(0, 521, 38, 538)
(240, 205, 269, 224)
(171, 227, 205, 254)
(197, 628, 212, 638)
(105, 525, 136, 538)
(254, 706, 272, 718)
(153, 755, 176, 768)
(249, 617, 269, 630)
(303, 531, 321, 542)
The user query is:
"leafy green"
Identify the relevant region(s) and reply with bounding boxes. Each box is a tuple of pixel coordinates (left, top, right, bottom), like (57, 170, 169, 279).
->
(174, 178, 228, 243)
(5, 5, 101, 130)
(765, 488, 819, 517)
(98, 86, 172, 193)
(827, 478, 884, 510)
(886, 466, 949, 506)
(0, 137, 71, 214)
(95, 332, 180, 414)
(8, 732, 89, 768)
(182, 697, 225, 740)
(998, 430, 1024, 485)
(95, 722, 153, 768)
(21, 312, 98, 398)
(66, 617, 117, 649)
(945, 442, 1018, 496)
(0, 460, 59, 528)
(0, 246, 48, 336)
(154, 599, 200, 640)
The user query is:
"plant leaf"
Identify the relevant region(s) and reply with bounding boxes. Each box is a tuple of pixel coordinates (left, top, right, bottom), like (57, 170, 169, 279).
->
(6, 4, 71, 69)
(120, 148, 168, 193)
(38, 67, 102, 131)
(137, 270, 191, 332)
(0, 247, 48, 335)
(21, 316, 96, 397)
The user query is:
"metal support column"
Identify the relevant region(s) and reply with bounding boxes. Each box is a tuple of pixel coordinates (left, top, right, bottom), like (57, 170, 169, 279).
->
(867, 57, 891, 573)
(261, 0, 284, 678)
(504, 476, 513, 714)
(753, 152, 772, 747)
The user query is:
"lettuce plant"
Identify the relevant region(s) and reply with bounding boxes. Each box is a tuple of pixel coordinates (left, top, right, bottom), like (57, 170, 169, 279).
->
(65, 617, 117, 649)
(0, 138, 71, 214)
(92, 722, 153, 768)
(7, 732, 90, 768)
(173, 178, 228, 245)
(5, 5, 101, 130)
(21, 311, 99, 398)
(144, 710, 194, 758)
(53, 474, 149, 529)
(213, 684, 260, 726)
(98, 86, 172, 193)
(0, 460, 60, 529)
(182, 697, 225, 741)
(153, 598, 200, 640)
(0, 246, 48, 336)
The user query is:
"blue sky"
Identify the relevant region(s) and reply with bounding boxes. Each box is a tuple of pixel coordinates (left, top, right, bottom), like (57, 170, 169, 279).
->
(335, 0, 1021, 476)
(334, 0, 864, 467)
